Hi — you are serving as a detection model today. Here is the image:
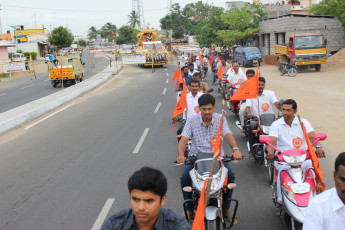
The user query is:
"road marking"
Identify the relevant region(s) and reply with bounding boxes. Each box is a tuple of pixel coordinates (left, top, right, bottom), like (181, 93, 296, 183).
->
(21, 84, 34, 89)
(0, 93, 6, 97)
(25, 104, 74, 129)
(166, 79, 169, 84)
(91, 198, 115, 230)
(44, 79, 49, 82)
(162, 88, 167, 95)
(94, 73, 120, 92)
(154, 102, 161, 113)
(133, 128, 150, 154)
(166, 73, 169, 77)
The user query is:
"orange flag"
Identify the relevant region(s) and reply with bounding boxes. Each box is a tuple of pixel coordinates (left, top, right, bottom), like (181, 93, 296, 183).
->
(198, 53, 204, 64)
(192, 178, 208, 230)
(171, 69, 179, 86)
(60, 60, 63, 76)
(177, 69, 183, 86)
(230, 75, 258, 101)
(172, 82, 187, 117)
(212, 117, 223, 154)
(254, 65, 260, 78)
(301, 121, 326, 192)
(209, 51, 214, 66)
(216, 64, 223, 80)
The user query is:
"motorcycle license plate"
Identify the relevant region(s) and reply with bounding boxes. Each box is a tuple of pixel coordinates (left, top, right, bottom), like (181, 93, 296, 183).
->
(291, 183, 310, 194)
(253, 60, 257, 63)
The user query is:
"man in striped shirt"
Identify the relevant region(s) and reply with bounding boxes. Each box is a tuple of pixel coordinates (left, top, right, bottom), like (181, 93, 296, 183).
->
(177, 94, 242, 221)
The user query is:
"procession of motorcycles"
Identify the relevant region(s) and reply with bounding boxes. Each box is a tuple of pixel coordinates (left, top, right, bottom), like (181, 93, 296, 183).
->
(171, 49, 327, 230)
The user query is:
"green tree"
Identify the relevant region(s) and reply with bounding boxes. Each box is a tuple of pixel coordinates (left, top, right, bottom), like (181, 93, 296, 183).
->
(160, 3, 189, 38)
(78, 39, 87, 46)
(310, 0, 345, 31)
(99, 22, 117, 42)
(128, 11, 140, 29)
(48, 26, 74, 49)
(117, 25, 138, 44)
(87, 26, 98, 40)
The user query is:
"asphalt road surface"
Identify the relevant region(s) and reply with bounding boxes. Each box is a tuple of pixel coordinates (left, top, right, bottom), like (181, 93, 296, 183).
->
(0, 62, 333, 230)
(0, 50, 110, 113)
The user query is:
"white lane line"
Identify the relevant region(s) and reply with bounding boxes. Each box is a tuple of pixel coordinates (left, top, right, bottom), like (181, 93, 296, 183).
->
(0, 93, 6, 97)
(91, 198, 115, 230)
(133, 128, 150, 154)
(166, 73, 169, 77)
(162, 88, 167, 95)
(154, 102, 161, 113)
(166, 79, 169, 84)
(21, 84, 34, 89)
(25, 104, 74, 129)
(94, 74, 119, 92)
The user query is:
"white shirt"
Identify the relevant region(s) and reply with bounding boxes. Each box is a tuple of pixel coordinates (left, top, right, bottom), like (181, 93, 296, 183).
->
(246, 90, 278, 118)
(269, 116, 314, 152)
(227, 71, 247, 86)
(226, 67, 244, 77)
(303, 188, 345, 230)
(183, 92, 204, 120)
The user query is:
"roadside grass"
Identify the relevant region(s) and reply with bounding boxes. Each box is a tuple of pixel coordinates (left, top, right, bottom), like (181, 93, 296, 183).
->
(0, 73, 10, 79)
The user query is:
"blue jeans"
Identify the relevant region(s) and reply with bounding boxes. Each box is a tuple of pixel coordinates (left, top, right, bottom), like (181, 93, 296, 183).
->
(180, 157, 235, 210)
(213, 72, 217, 84)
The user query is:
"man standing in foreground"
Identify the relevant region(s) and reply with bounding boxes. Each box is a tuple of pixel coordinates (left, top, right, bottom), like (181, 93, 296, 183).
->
(303, 152, 345, 230)
(101, 167, 190, 230)
(177, 94, 242, 220)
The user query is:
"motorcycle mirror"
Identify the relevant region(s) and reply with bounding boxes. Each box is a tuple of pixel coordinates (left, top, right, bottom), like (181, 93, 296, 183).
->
(314, 133, 327, 141)
(278, 99, 284, 110)
(207, 88, 214, 93)
(227, 183, 237, 189)
(183, 186, 192, 192)
(259, 136, 271, 144)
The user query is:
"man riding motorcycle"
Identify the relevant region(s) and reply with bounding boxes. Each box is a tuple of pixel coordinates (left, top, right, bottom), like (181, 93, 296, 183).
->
(226, 62, 247, 99)
(266, 99, 325, 214)
(238, 69, 255, 132)
(246, 77, 279, 159)
(176, 94, 242, 220)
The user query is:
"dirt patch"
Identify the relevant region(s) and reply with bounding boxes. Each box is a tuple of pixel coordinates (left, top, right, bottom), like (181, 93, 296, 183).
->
(324, 47, 345, 69)
(263, 55, 277, 65)
(258, 63, 345, 157)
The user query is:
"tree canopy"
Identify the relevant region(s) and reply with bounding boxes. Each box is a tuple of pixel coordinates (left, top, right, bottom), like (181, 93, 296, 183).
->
(128, 11, 140, 29)
(117, 25, 139, 44)
(48, 26, 74, 49)
(99, 23, 117, 42)
(87, 26, 98, 40)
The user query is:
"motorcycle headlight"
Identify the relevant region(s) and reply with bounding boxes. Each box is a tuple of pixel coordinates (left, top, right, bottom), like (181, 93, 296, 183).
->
(261, 125, 271, 134)
(283, 153, 307, 166)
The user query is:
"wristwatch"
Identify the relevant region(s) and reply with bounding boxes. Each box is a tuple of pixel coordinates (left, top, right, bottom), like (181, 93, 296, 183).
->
(233, 147, 239, 150)
(315, 145, 322, 148)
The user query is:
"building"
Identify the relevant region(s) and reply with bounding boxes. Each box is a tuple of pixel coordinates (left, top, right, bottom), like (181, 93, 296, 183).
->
(262, 0, 317, 17)
(257, 14, 345, 56)
(225, 1, 246, 10)
(0, 41, 16, 73)
(12, 25, 48, 43)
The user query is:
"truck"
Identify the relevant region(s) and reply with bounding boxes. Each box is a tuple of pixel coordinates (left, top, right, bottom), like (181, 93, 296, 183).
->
(48, 52, 85, 88)
(274, 34, 327, 71)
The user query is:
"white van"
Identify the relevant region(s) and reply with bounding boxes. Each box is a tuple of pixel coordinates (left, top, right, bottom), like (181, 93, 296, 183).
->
(12, 53, 27, 62)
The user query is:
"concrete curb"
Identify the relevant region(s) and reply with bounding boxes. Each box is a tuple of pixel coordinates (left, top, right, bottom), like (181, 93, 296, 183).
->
(0, 63, 123, 135)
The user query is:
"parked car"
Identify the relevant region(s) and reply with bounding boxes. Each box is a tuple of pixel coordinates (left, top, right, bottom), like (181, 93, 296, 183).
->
(11, 53, 27, 62)
(45, 54, 50, 63)
(234, 46, 262, 67)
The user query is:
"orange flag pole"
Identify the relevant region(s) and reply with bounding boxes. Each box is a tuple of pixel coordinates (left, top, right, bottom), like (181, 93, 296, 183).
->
(216, 63, 223, 80)
(297, 115, 326, 193)
(171, 69, 179, 86)
(191, 178, 208, 230)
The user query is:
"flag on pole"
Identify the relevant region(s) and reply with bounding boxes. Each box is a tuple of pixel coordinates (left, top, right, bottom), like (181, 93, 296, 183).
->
(212, 117, 223, 154)
(198, 53, 204, 64)
(209, 51, 214, 66)
(216, 64, 223, 80)
(172, 82, 187, 117)
(229, 75, 258, 101)
(171, 69, 180, 86)
(300, 121, 326, 192)
(191, 179, 208, 230)
(217, 56, 221, 63)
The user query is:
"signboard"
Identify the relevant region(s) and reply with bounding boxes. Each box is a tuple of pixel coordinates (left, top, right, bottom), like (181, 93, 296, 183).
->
(3, 62, 26, 73)
(122, 54, 146, 64)
(119, 50, 132, 54)
(136, 49, 148, 53)
(94, 52, 106, 57)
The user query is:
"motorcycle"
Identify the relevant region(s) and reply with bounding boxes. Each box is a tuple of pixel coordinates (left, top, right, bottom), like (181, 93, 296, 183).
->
(175, 153, 239, 229)
(226, 83, 241, 115)
(244, 113, 276, 165)
(219, 75, 229, 100)
(259, 133, 327, 230)
(279, 63, 297, 77)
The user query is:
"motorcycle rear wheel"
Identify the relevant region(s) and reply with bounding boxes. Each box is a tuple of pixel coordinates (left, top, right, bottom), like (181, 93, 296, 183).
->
(268, 162, 274, 185)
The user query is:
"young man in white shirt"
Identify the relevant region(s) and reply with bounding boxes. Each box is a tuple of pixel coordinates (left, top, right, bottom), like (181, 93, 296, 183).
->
(303, 152, 345, 230)
(245, 77, 278, 158)
(266, 99, 325, 215)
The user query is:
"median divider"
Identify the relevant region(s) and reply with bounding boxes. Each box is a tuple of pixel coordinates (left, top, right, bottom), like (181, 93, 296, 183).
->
(0, 63, 123, 136)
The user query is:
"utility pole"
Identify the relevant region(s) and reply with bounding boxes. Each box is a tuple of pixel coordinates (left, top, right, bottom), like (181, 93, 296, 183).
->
(132, 0, 145, 30)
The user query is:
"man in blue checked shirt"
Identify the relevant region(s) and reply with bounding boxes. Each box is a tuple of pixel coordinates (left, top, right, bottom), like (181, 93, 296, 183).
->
(176, 94, 242, 221)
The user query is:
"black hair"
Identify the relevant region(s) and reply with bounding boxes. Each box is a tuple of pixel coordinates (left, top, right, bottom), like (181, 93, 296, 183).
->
(128, 167, 167, 198)
(188, 63, 194, 67)
(198, 94, 215, 107)
(282, 99, 297, 110)
(190, 79, 200, 86)
(335, 152, 345, 173)
(246, 69, 255, 75)
(193, 72, 201, 78)
(259, 77, 266, 83)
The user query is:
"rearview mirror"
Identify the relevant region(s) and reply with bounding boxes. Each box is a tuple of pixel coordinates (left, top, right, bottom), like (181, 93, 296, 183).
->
(314, 133, 327, 141)
(278, 99, 284, 110)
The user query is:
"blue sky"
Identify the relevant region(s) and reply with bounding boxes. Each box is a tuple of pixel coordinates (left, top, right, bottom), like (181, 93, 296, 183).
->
(1, 0, 241, 38)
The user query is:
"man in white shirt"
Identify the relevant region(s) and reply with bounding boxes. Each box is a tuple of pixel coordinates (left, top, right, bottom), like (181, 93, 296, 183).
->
(266, 99, 325, 215)
(303, 152, 345, 230)
(226, 62, 247, 98)
(226, 61, 245, 77)
(245, 77, 278, 157)
(173, 79, 204, 138)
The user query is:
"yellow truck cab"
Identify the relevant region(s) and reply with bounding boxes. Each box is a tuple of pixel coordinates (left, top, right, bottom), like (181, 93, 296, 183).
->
(48, 51, 85, 88)
(274, 34, 327, 71)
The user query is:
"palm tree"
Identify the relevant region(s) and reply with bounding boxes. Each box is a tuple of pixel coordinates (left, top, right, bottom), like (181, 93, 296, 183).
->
(99, 22, 117, 42)
(128, 11, 140, 29)
(87, 26, 98, 40)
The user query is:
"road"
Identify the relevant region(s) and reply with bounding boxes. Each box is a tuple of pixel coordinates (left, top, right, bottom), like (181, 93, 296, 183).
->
(0, 62, 333, 230)
(0, 50, 110, 113)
